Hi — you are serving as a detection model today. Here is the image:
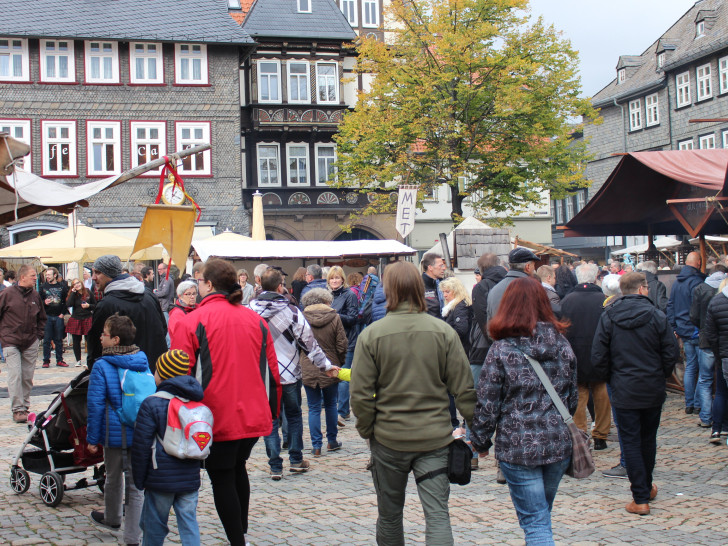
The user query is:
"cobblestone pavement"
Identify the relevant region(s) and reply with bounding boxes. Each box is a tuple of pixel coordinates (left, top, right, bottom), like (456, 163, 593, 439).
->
(1, 351, 728, 545)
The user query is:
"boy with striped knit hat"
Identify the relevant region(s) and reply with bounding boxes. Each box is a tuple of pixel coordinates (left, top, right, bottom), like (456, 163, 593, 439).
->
(131, 350, 204, 546)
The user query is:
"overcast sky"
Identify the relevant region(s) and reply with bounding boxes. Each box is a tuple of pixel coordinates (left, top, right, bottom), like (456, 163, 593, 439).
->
(528, 0, 698, 97)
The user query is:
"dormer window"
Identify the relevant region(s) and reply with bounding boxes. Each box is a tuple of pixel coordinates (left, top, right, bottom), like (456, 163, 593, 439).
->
(298, 0, 311, 13)
(657, 52, 665, 69)
(696, 20, 705, 37)
(228, 0, 241, 8)
(617, 68, 626, 84)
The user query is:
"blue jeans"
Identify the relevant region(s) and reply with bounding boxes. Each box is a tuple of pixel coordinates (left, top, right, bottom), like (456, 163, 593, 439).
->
(140, 489, 200, 546)
(338, 348, 355, 418)
(607, 383, 626, 468)
(500, 458, 570, 546)
(43, 315, 65, 363)
(304, 383, 338, 449)
(682, 338, 700, 408)
(263, 380, 303, 472)
(697, 348, 715, 423)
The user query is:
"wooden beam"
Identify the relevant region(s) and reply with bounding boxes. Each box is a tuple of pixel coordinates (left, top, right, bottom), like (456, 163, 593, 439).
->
(690, 118, 728, 123)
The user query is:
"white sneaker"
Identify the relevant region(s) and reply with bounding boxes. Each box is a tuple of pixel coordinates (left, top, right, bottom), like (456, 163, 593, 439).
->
(75, 361, 83, 367)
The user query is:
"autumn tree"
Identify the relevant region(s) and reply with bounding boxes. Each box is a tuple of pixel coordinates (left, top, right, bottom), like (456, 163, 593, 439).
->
(333, 0, 598, 224)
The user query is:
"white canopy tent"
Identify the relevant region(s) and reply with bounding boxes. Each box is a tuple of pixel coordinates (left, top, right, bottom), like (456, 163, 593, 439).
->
(610, 236, 681, 256)
(192, 239, 416, 262)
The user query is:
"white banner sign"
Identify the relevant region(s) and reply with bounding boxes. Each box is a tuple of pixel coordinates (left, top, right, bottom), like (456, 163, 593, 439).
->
(395, 185, 418, 239)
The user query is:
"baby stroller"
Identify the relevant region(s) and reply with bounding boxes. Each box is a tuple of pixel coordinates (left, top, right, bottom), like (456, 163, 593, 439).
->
(9, 368, 106, 506)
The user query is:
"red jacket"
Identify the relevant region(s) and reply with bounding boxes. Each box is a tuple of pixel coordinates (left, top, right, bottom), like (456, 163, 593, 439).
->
(170, 293, 280, 442)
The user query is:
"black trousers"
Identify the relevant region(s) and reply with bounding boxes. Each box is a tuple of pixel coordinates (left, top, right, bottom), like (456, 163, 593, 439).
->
(613, 406, 662, 504)
(205, 437, 259, 546)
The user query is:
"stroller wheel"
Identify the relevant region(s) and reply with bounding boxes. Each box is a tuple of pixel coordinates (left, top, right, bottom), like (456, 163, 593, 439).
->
(10, 467, 30, 494)
(39, 471, 64, 507)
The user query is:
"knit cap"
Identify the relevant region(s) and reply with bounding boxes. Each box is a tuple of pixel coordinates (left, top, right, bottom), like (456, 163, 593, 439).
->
(92, 255, 123, 279)
(156, 350, 191, 381)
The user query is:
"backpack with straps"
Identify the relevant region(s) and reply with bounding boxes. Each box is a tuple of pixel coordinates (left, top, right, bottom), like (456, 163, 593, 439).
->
(116, 367, 157, 427)
(151, 391, 214, 461)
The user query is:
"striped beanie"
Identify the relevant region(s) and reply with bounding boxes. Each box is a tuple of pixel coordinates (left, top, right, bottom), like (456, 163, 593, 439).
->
(155, 350, 191, 381)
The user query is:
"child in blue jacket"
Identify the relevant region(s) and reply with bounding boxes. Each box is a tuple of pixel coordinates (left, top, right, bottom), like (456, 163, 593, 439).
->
(132, 349, 203, 546)
(87, 313, 148, 545)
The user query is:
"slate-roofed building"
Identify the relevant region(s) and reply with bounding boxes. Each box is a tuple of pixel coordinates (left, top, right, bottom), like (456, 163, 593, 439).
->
(552, 0, 728, 259)
(237, 0, 399, 241)
(0, 0, 255, 245)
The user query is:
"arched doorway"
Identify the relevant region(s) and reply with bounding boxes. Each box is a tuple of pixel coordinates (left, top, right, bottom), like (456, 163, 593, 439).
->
(334, 227, 379, 241)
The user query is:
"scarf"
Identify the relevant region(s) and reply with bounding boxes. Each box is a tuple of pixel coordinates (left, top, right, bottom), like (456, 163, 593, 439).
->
(102, 344, 140, 356)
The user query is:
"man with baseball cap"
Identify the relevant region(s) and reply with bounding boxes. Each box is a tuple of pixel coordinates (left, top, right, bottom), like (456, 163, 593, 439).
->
(486, 248, 540, 323)
(87, 255, 167, 371)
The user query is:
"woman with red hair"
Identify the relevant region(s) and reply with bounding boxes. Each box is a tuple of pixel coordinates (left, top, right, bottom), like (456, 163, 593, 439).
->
(471, 277, 577, 546)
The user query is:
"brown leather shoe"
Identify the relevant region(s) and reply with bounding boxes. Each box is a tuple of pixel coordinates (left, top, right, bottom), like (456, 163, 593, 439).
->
(312, 448, 321, 457)
(13, 411, 27, 423)
(650, 484, 657, 500)
(625, 501, 650, 515)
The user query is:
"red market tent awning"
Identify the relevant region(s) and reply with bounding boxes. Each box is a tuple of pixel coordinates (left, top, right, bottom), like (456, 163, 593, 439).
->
(561, 150, 728, 237)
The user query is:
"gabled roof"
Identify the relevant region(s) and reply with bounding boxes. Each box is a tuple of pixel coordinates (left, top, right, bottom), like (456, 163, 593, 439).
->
(592, 0, 728, 106)
(229, 0, 257, 25)
(243, 0, 355, 41)
(1, 0, 255, 45)
(616, 55, 643, 70)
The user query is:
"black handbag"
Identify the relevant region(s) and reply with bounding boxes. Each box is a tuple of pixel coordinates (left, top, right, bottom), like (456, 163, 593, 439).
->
(415, 438, 472, 486)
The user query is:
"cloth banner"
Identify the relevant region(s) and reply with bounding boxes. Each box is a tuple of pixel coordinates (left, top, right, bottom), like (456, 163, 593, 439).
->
(133, 205, 196, 269)
(395, 185, 418, 239)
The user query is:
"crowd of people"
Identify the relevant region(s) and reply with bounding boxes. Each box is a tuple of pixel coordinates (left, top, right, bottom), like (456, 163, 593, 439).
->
(0, 247, 722, 545)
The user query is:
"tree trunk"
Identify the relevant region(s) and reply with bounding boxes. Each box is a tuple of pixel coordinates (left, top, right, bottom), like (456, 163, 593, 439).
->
(450, 183, 464, 224)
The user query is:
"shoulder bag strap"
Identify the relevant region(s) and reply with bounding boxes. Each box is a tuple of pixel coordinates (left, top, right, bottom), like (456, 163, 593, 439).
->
(520, 352, 573, 426)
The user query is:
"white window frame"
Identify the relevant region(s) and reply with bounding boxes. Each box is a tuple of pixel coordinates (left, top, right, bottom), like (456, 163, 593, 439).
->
(696, 63, 712, 101)
(617, 68, 626, 84)
(645, 93, 659, 127)
(39, 39, 75, 83)
(86, 121, 121, 176)
(676, 71, 691, 107)
(258, 60, 281, 103)
(0, 38, 29, 82)
(316, 62, 339, 104)
(298, 0, 312, 13)
(175, 44, 208, 85)
(576, 190, 586, 212)
(628, 99, 642, 131)
(696, 20, 705, 38)
(0, 119, 31, 170)
(286, 143, 309, 186)
(555, 200, 563, 224)
(341, 0, 358, 26)
(130, 121, 167, 176)
(720, 56, 728, 94)
(699, 134, 715, 149)
(723, 130, 728, 149)
(257, 143, 281, 187)
(129, 42, 163, 85)
(656, 52, 665, 69)
(228, 0, 241, 8)
(362, 0, 379, 28)
(315, 143, 337, 186)
(41, 120, 77, 176)
(678, 138, 694, 150)
(84, 41, 120, 84)
(287, 61, 310, 103)
(175, 122, 211, 176)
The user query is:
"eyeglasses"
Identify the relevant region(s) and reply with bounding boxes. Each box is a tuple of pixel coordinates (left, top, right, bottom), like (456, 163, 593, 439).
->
(100, 332, 111, 338)
(182, 291, 196, 298)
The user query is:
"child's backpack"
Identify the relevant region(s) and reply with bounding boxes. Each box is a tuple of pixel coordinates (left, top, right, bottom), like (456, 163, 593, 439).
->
(116, 368, 156, 427)
(151, 391, 214, 460)
(357, 274, 379, 325)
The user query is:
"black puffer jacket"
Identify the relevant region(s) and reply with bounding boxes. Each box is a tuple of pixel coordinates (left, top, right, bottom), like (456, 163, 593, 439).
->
(87, 276, 168, 371)
(703, 289, 728, 358)
(443, 300, 472, 354)
(468, 266, 506, 365)
(331, 285, 360, 350)
(560, 283, 604, 383)
(591, 294, 679, 410)
(131, 375, 204, 493)
(690, 274, 724, 349)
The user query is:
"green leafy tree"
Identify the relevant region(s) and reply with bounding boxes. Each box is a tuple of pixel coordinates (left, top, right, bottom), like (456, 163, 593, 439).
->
(333, 0, 598, 225)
